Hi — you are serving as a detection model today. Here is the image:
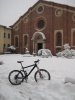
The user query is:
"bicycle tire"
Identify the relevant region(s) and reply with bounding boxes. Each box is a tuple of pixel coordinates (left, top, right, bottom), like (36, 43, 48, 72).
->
(34, 69, 51, 82)
(8, 70, 23, 85)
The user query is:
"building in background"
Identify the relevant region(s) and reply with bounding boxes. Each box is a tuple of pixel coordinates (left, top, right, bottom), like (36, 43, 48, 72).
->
(11, 0, 75, 55)
(0, 25, 11, 53)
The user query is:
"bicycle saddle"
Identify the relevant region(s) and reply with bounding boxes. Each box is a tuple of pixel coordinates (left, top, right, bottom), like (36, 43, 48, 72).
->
(17, 61, 24, 63)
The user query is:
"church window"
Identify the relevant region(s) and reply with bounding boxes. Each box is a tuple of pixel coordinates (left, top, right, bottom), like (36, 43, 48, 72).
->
(15, 36, 19, 47)
(24, 35, 28, 47)
(56, 32, 62, 46)
(55, 8, 63, 17)
(36, 5, 44, 14)
(38, 6, 43, 12)
(37, 19, 45, 29)
(4, 33, 6, 38)
(3, 44, 6, 49)
(8, 33, 10, 39)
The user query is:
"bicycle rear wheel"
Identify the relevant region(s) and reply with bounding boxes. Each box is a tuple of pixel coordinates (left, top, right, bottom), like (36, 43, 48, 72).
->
(34, 69, 51, 82)
(8, 70, 23, 85)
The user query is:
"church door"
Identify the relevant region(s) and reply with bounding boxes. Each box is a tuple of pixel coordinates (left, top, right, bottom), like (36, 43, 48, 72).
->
(37, 43, 43, 50)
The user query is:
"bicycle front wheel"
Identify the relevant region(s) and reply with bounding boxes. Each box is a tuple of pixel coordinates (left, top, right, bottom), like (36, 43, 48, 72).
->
(8, 70, 23, 85)
(34, 69, 51, 82)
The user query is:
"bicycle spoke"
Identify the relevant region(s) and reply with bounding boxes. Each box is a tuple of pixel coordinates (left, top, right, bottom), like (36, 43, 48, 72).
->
(34, 69, 51, 82)
(8, 70, 23, 85)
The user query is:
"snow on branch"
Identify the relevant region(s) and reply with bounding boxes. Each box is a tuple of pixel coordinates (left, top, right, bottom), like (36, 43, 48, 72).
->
(56, 43, 75, 58)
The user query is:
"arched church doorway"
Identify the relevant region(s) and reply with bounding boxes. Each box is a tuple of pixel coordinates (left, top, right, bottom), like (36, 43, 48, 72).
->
(32, 32, 46, 53)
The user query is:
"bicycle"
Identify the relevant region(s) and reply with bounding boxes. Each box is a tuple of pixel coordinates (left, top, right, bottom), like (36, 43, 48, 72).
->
(8, 59, 51, 85)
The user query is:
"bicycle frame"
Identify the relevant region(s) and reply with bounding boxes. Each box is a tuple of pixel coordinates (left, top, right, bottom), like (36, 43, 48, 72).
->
(20, 63, 39, 79)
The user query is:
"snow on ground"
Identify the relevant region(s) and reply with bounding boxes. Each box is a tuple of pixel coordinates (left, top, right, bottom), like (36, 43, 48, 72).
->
(0, 54, 75, 100)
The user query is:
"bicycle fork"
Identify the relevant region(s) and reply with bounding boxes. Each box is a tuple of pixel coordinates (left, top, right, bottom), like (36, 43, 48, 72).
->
(36, 66, 43, 79)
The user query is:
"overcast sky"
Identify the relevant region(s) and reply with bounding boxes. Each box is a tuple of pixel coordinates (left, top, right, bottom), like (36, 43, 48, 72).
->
(0, 0, 75, 27)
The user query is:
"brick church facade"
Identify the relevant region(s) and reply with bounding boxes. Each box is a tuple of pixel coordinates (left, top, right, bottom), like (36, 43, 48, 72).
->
(11, 0, 75, 55)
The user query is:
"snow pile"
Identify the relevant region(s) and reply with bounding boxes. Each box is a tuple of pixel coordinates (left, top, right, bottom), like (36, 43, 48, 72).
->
(23, 48, 33, 57)
(56, 44, 75, 58)
(71, 49, 75, 56)
(38, 49, 52, 57)
(64, 43, 70, 49)
(8, 45, 16, 50)
(25, 48, 30, 54)
(64, 77, 75, 84)
(6, 45, 16, 53)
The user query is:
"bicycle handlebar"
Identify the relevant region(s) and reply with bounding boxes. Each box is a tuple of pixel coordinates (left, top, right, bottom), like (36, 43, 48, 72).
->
(34, 59, 40, 63)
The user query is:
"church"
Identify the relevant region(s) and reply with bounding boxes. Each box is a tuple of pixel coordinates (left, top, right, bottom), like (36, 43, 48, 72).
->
(11, 0, 75, 55)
